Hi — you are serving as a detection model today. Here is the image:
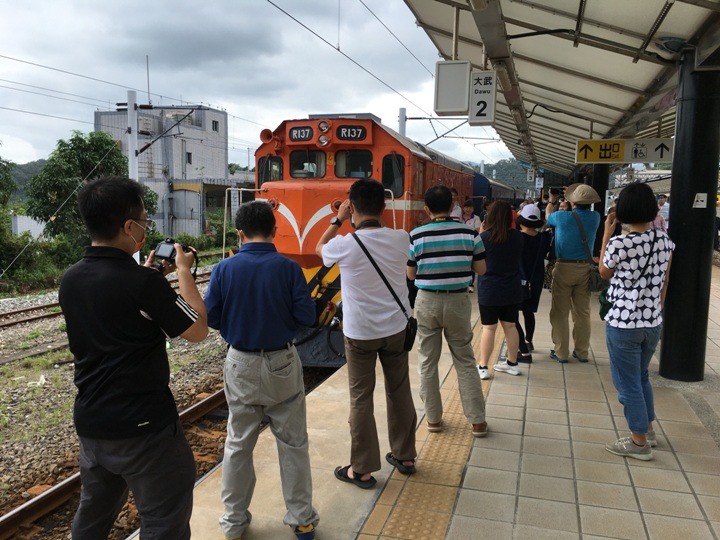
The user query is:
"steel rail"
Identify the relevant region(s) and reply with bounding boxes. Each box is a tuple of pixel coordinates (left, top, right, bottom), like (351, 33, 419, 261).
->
(0, 388, 226, 540)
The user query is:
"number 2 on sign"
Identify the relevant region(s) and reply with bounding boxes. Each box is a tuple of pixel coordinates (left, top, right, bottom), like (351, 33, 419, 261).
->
(475, 101, 487, 117)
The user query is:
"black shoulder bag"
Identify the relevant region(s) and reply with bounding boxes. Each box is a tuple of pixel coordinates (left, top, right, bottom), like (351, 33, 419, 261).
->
(352, 233, 417, 351)
(572, 212, 609, 293)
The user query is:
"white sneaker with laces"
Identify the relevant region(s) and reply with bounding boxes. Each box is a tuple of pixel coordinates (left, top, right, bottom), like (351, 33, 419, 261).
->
(477, 365, 490, 380)
(494, 360, 520, 376)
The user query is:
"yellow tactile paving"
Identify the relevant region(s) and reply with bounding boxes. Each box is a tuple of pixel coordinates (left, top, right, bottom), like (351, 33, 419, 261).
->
(381, 506, 452, 539)
(395, 482, 457, 513)
(418, 438, 473, 465)
(359, 318, 499, 538)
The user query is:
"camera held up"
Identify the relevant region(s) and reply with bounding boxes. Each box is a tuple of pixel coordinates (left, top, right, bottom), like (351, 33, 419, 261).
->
(153, 238, 197, 273)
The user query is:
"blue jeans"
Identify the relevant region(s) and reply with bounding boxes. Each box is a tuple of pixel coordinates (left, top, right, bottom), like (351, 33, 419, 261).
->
(605, 325, 661, 435)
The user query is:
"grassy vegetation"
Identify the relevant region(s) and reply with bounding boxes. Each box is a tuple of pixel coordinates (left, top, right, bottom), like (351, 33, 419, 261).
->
(0, 359, 74, 441)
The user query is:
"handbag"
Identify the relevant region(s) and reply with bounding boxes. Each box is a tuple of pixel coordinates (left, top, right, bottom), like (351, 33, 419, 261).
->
(543, 259, 556, 290)
(572, 213, 609, 293)
(352, 233, 417, 351)
(598, 288, 613, 319)
(600, 230, 656, 320)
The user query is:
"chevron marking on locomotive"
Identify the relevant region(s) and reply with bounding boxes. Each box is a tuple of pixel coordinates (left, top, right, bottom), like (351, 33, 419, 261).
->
(266, 200, 335, 250)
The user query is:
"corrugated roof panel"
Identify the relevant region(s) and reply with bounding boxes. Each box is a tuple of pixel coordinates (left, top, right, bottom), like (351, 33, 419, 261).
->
(403, 0, 719, 176)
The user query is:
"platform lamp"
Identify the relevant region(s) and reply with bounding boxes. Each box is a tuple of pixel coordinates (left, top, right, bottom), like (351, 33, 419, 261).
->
(495, 63, 513, 92)
(510, 107, 524, 125)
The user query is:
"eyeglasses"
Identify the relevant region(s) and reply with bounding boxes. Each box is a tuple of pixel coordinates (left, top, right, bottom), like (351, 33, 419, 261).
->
(131, 218, 155, 232)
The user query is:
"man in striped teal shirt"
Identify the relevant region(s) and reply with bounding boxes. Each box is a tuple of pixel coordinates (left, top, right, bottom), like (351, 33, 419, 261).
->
(407, 186, 489, 438)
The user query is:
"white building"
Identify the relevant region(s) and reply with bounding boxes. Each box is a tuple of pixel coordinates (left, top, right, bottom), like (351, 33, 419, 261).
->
(95, 105, 246, 237)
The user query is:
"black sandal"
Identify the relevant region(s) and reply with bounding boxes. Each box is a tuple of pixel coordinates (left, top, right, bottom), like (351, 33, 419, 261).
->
(334, 465, 377, 489)
(385, 453, 417, 475)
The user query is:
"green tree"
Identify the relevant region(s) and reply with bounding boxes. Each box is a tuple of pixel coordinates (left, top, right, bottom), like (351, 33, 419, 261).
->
(229, 162, 249, 175)
(0, 155, 17, 207)
(27, 131, 128, 242)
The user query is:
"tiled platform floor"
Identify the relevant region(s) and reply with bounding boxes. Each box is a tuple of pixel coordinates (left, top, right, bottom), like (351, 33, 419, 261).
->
(190, 266, 720, 539)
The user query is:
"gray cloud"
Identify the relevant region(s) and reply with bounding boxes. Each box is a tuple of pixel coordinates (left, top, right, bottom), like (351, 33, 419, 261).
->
(0, 0, 509, 166)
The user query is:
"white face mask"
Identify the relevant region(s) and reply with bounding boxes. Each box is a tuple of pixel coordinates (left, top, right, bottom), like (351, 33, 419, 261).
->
(129, 220, 148, 254)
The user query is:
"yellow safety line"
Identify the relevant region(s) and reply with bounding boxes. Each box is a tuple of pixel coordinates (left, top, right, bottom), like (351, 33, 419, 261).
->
(359, 321, 505, 538)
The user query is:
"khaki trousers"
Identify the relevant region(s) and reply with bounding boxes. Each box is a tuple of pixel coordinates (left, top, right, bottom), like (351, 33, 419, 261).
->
(549, 261, 591, 360)
(415, 290, 486, 425)
(220, 346, 318, 539)
(344, 329, 418, 474)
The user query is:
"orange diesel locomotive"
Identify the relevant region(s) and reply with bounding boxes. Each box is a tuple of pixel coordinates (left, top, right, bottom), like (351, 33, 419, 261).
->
(254, 114, 475, 366)
(255, 114, 474, 264)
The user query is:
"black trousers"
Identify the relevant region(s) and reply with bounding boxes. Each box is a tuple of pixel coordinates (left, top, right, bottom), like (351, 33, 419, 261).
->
(72, 419, 196, 540)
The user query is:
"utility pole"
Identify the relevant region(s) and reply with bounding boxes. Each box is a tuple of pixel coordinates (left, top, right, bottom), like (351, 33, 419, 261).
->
(399, 107, 407, 136)
(127, 90, 138, 181)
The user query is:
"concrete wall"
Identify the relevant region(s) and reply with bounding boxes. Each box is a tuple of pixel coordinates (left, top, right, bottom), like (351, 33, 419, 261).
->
(11, 215, 46, 238)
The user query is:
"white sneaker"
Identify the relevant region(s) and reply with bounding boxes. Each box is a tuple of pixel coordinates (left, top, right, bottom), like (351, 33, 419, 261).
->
(494, 361, 520, 376)
(477, 365, 490, 380)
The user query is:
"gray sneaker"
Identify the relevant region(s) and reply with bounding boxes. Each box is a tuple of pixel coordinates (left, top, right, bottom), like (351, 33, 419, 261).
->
(647, 429, 657, 447)
(605, 437, 653, 461)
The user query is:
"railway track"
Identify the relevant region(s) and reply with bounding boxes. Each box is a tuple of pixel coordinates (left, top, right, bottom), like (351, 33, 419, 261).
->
(0, 271, 212, 332)
(0, 303, 63, 329)
(0, 388, 228, 540)
(0, 366, 336, 540)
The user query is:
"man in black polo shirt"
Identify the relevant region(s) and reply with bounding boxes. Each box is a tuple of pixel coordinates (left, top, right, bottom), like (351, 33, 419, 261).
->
(59, 176, 208, 540)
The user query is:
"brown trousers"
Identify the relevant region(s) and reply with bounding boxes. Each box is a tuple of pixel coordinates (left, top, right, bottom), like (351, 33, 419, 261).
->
(344, 329, 418, 474)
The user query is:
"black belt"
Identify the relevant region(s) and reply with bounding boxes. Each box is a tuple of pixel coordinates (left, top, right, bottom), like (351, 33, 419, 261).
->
(421, 288, 467, 294)
(557, 259, 589, 264)
(232, 342, 292, 353)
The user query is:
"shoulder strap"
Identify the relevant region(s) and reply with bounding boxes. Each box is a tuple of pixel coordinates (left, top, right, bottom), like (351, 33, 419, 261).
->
(571, 212, 594, 263)
(631, 230, 656, 287)
(352, 233, 410, 320)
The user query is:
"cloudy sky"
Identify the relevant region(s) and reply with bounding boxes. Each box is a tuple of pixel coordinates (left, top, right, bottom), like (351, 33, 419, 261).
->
(0, 0, 511, 169)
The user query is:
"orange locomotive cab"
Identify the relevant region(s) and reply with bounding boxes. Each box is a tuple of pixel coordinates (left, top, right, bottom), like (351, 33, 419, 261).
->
(254, 114, 475, 366)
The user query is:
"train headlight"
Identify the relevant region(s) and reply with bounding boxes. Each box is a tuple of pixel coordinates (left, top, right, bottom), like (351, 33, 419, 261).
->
(318, 135, 330, 146)
(318, 121, 330, 132)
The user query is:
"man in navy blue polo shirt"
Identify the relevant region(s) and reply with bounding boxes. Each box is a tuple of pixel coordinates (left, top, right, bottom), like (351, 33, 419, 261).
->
(59, 176, 208, 540)
(204, 201, 319, 540)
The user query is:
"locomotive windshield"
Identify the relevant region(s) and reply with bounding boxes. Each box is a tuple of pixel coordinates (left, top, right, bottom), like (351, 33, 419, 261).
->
(290, 150, 325, 178)
(334, 150, 372, 178)
(258, 155, 283, 185)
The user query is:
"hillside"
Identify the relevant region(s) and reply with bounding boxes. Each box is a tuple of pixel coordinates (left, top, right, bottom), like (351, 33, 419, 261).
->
(10, 159, 46, 202)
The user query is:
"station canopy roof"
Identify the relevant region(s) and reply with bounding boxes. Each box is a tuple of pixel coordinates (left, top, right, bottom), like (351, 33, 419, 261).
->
(402, 0, 720, 177)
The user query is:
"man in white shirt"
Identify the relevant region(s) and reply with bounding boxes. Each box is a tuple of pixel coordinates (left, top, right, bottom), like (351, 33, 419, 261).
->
(450, 188, 462, 221)
(316, 179, 417, 489)
(658, 194, 670, 227)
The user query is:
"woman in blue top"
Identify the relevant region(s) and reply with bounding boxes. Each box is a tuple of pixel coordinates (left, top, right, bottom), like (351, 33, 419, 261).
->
(476, 201, 525, 379)
(599, 183, 674, 461)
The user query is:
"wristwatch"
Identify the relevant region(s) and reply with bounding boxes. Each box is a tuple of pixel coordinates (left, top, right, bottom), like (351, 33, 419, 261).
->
(330, 216, 343, 227)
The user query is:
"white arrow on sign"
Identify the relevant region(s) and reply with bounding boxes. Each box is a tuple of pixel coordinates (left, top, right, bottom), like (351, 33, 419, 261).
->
(624, 138, 674, 163)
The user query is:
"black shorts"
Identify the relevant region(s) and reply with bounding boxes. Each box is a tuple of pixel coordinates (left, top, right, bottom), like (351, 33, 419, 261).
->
(479, 304, 521, 325)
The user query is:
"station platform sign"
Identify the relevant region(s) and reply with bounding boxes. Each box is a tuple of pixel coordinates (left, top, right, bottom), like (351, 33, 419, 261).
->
(575, 138, 673, 164)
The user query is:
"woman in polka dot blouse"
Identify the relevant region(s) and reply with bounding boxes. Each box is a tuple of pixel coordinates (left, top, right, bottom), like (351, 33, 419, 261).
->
(598, 183, 674, 461)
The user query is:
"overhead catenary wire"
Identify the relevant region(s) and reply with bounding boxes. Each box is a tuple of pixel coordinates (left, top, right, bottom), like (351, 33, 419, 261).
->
(265, 0, 510, 163)
(0, 6, 511, 166)
(357, 0, 434, 77)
